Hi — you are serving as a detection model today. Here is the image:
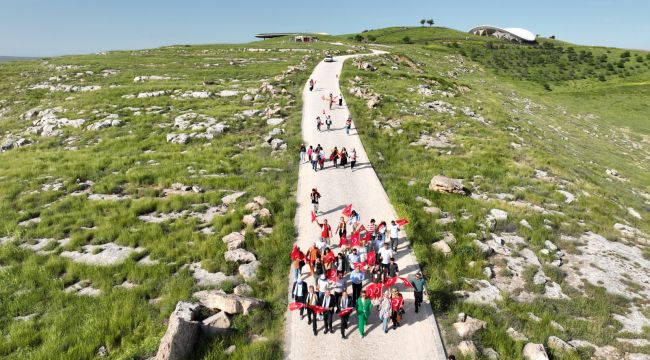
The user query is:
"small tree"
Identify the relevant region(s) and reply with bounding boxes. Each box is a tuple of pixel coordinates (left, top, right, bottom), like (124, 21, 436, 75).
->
(420, 19, 426, 26)
(354, 34, 364, 42)
(402, 36, 412, 44)
(426, 19, 434, 27)
(367, 35, 377, 42)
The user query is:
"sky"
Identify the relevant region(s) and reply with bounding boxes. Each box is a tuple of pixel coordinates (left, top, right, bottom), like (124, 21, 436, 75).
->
(1, 0, 649, 57)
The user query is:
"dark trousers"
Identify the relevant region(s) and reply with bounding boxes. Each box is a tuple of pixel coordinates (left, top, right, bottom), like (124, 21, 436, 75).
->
(340, 315, 349, 336)
(390, 237, 398, 251)
(352, 283, 362, 304)
(333, 158, 338, 167)
(414, 291, 423, 312)
(324, 311, 333, 332)
(391, 310, 401, 327)
(307, 309, 317, 334)
(295, 296, 306, 316)
(351, 160, 356, 169)
(311, 160, 317, 171)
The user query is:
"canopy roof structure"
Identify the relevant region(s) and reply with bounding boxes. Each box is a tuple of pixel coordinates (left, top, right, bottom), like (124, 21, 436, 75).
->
(255, 32, 329, 39)
(469, 26, 537, 43)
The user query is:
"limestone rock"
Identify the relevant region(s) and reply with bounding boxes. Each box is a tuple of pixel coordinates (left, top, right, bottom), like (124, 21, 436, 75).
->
(224, 248, 256, 263)
(432, 240, 452, 257)
(483, 348, 499, 359)
(458, 340, 479, 358)
(193, 290, 264, 315)
(547, 336, 575, 353)
(453, 315, 486, 338)
(233, 283, 253, 296)
(523, 343, 549, 360)
(242, 214, 258, 227)
(507, 327, 528, 342)
(429, 175, 468, 195)
(222, 191, 246, 205)
(239, 260, 260, 281)
(154, 301, 202, 360)
(253, 196, 268, 205)
(222, 232, 245, 250)
(200, 311, 231, 336)
(625, 354, 650, 360)
(258, 208, 272, 218)
(224, 345, 236, 355)
(266, 118, 284, 126)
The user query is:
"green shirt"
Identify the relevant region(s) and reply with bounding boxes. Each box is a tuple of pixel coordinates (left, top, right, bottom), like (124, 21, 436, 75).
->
(356, 298, 372, 317)
(411, 277, 426, 292)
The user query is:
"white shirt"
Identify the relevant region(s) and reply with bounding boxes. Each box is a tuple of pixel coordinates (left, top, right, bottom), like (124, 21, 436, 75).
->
(318, 278, 329, 292)
(388, 224, 400, 238)
(311, 152, 319, 161)
(378, 248, 393, 265)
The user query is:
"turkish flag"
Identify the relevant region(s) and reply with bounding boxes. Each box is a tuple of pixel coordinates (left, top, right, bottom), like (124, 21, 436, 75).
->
(288, 302, 306, 311)
(399, 277, 413, 287)
(290, 246, 303, 261)
(311, 211, 316, 223)
(367, 251, 376, 266)
(357, 225, 366, 233)
(308, 305, 329, 314)
(338, 307, 354, 317)
(353, 262, 366, 271)
(339, 236, 348, 247)
(349, 232, 361, 247)
(391, 296, 404, 311)
(326, 268, 338, 281)
(365, 283, 383, 300)
(323, 252, 336, 264)
(342, 204, 352, 217)
(384, 277, 398, 287)
(363, 230, 372, 242)
(396, 219, 409, 226)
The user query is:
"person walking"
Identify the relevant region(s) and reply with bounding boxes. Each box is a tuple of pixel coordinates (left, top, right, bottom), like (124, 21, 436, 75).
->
(390, 287, 405, 329)
(347, 248, 360, 270)
(332, 275, 345, 304)
(377, 221, 387, 244)
(356, 292, 372, 337)
(338, 94, 343, 107)
(306, 243, 320, 277)
(336, 216, 347, 248)
(317, 274, 329, 304)
(299, 143, 306, 163)
(378, 242, 394, 275)
(378, 290, 392, 333)
(318, 147, 326, 170)
(330, 146, 339, 168)
(345, 115, 352, 135)
(309, 78, 315, 91)
(335, 253, 348, 278)
(312, 257, 324, 282)
(291, 254, 304, 281)
(315, 218, 332, 246)
(325, 115, 332, 131)
(350, 148, 357, 169)
(307, 145, 313, 163)
(305, 285, 319, 335)
(322, 290, 336, 334)
(350, 266, 365, 304)
(367, 219, 377, 242)
(310, 148, 319, 171)
(292, 277, 308, 318)
(348, 209, 360, 233)
(316, 116, 323, 132)
(410, 272, 427, 313)
(310, 188, 321, 213)
(388, 220, 400, 252)
(388, 257, 399, 278)
(338, 291, 352, 338)
(339, 147, 348, 168)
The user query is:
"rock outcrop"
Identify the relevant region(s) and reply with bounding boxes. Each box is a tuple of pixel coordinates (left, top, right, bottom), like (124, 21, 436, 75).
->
(429, 175, 469, 195)
(154, 302, 202, 360)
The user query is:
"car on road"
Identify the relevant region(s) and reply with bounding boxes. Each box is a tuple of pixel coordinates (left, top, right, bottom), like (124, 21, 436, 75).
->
(324, 54, 334, 62)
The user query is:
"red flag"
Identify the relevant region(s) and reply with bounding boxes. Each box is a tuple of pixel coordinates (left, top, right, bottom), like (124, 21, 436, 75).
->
(395, 219, 409, 226)
(365, 283, 383, 300)
(311, 211, 316, 223)
(308, 305, 329, 314)
(349, 232, 361, 247)
(342, 204, 352, 217)
(339, 236, 348, 247)
(338, 307, 354, 317)
(391, 296, 404, 311)
(290, 246, 302, 261)
(357, 225, 366, 233)
(323, 252, 336, 264)
(326, 268, 338, 281)
(398, 277, 413, 288)
(353, 262, 366, 271)
(367, 251, 376, 266)
(363, 230, 372, 242)
(288, 302, 306, 311)
(384, 277, 398, 287)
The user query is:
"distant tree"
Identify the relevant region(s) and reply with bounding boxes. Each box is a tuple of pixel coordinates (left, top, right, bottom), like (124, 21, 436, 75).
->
(543, 83, 552, 91)
(636, 55, 644, 63)
(367, 35, 377, 42)
(354, 34, 364, 42)
(420, 19, 426, 26)
(598, 74, 607, 81)
(620, 51, 631, 58)
(646, 53, 650, 60)
(426, 19, 434, 27)
(402, 36, 412, 44)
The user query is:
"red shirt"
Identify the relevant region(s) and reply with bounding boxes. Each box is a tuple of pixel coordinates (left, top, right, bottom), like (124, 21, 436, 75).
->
(391, 295, 404, 311)
(320, 224, 332, 238)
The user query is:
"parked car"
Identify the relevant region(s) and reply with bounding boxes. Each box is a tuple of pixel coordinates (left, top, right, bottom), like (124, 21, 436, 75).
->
(324, 55, 334, 62)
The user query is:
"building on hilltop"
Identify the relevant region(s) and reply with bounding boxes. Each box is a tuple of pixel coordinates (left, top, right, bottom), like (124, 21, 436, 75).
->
(255, 33, 327, 42)
(469, 26, 537, 44)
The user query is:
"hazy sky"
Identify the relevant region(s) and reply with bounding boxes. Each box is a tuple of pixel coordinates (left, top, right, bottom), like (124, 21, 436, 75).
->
(1, 0, 648, 56)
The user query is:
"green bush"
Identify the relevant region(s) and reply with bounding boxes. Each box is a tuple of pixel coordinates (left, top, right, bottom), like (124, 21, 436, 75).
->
(402, 36, 412, 44)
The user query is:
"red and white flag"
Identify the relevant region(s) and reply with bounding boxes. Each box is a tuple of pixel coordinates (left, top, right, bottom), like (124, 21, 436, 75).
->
(365, 283, 383, 300)
(367, 251, 376, 266)
(395, 219, 409, 226)
(349, 232, 361, 247)
(338, 307, 354, 317)
(384, 277, 398, 287)
(308, 305, 329, 314)
(326, 268, 338, 281)
(398, 277, 413, 287)
(311, 211, 316, 223)
(342, 204, 353, 217)
(288, 302, 306, 311)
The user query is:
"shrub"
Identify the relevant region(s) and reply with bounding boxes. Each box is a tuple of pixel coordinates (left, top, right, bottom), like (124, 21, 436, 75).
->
(402, 36, 412, 44)
(598, 74, 606, 81)
(354, 34, 364, 42)
(620, 51, 631, 58)
(367, 35, 377, 42)
(543, 83, 552, 91)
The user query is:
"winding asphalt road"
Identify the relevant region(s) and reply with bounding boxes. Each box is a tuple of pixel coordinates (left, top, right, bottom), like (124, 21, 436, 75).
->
(284, 52, 447, 360)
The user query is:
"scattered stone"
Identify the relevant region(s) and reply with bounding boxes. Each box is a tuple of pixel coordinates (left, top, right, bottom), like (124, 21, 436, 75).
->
(87, 193, 130, 201)
(242, 214, 258, 227)
(224, 249, 256, 263)
(87, 114, 122, 131)
(96, 346, 109, 357)
(253, 196, 268, 205)
(410, 132, 453, 149)
(201, 311, 231, 335)
(520, 219, 532, 230)
(224, 345, 236, 356)
(557, 190, 575, 204)
(528, 312, 542, 322)
(455, 278, 502, 306)
(628, 207, 642, 220)
(189, 263, 239, 287)
(415, 196, 433, 206)
(429, 175, 468, 195)
(424, 206, 441, 215)
(222, 232, 245, 250)
(239, 261, 260, 281)
(550, 320, 565, 332)
(60, 243, 143, 266)
(266, 118, 284, 126)
(523, 343, 549, 360)
(617, 338, 650, 347)
(453, 315, 486, 338)
(193, 290, 264, 315)
(613, 307, 650, 334)
(457, 340, 479, 358)
(507, 327, 528, 342)
(482, 348, 499, 360)
(547, 336, 575, 353)
(544, 240, 558, 251)
(222, 191, 246, 205)
(13, 313, 39, 321)
(233, 283, 253, 296)
(432, 241, 452, 257)
(154, 301, 202, 360)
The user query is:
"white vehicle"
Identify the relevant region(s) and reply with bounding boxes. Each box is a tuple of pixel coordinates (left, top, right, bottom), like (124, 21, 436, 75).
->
(324, 54, 334, 62)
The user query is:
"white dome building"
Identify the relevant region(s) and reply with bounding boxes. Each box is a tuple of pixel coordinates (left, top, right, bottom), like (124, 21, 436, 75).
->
(469, 26, 537, 44)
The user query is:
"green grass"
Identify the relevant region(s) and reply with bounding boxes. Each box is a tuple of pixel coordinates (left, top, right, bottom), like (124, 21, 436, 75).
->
(339, 27, 650, 359)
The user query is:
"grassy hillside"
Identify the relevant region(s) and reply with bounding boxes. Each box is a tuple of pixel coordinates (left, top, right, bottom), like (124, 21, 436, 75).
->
(339, 27, 650, 359)
(0, 39, 353, 359)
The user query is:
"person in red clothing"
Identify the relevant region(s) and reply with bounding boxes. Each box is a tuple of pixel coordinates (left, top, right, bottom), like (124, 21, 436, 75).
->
(315, 218, 333, 246)
(310, 188, 321, 214)
(390, 287, 405, 329)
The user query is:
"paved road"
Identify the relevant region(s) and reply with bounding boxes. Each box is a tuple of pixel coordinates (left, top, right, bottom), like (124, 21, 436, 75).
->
(284, 53, 447, 360)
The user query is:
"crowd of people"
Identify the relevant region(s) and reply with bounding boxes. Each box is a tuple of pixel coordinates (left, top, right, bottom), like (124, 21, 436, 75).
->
(299, 144, 358, 171)
(290, 203, 426, 338)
